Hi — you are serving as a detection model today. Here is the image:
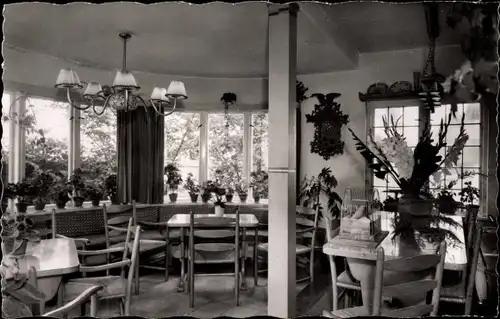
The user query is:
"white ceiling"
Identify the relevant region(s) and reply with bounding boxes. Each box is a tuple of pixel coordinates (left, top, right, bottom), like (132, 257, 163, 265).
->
(3, 2, 461, 79)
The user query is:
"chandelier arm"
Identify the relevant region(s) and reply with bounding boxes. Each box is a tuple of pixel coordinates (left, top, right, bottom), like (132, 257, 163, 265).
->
(65, 88, 92, 111)
(137, 93, 175, 117)
(92, 94, 111, 116)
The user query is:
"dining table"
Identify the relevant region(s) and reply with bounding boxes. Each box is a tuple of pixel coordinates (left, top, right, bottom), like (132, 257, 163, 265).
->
(165, 213, 260, 291)
(323, 211, 466, 313)
(16, 237, 80, 303)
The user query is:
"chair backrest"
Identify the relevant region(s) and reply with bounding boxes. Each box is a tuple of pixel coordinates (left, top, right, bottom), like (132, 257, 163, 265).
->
(372, 241, 447, 317)
(465, 205, 480, 252)
(296, 205, 320, 249)
(188, 209, 241, 250)
(103, 203, 134, 249)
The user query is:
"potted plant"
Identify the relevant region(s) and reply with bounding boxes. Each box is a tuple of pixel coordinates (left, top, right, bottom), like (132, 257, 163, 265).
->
(69, 169, 86, 208)
(5, 181, 33, 213)
(184, 173, 200, 203)
(164, 164, 183, 203)
(200, 181, 213, 203)
(104, 174, 118, 205)
(28, 171, 55, 211)
(49, 179, 72, 209)
(250, 169, 268, 203)
(225, 185, 235, 203)
(459, 181, 480, 213)
(86, 184, 104, 207)
(235, 179, 249, 203)
(204, 180, 226, 217)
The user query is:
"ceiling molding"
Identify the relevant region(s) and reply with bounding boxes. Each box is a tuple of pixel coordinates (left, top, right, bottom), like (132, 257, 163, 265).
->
(299, 3, 359, 69)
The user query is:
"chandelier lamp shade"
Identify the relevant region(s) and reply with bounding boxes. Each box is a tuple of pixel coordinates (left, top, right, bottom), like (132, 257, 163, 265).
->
(54, 32, 187, 116)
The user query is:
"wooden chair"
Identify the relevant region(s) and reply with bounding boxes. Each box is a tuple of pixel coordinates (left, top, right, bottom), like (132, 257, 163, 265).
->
(255, 205, 320, 285)
(62, 218, 141, 316)
(323, 216, 361, 311)
(187, 209, 243, 308)
(50, 209, 91, 250)
(439, 224, 483, 315)
(104, 203, 166, 295)
(27, 266, 103, 317)
(323, 241, 447, 318)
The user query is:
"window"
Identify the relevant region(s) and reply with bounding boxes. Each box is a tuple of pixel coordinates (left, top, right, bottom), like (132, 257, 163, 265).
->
(80, 108, 118, 186)
(430, 103, 481, 202)
(164, 112, 201, 201)
(251, 113, 269, 172)
(25, 97, 70, 179)
(371, 105, 420, 202)
(2, 92, 11, 183)
(207, 113, 244, 182)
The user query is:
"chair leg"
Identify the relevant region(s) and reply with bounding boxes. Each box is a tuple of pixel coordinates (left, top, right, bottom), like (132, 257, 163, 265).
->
(254, 248, 259, 287)
(89, 295, 98, 317)
(134, 257, 140, 295)
(164, 242, 169, 282)
(119, 298, 125, 316)
(189, 260, 195, 308)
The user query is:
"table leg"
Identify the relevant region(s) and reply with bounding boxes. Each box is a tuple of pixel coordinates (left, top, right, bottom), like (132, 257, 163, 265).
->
(165, 225, 170, 281)
(240, 228, 247, 291)
(178, 227, 186, 292)
(253, 227, 258, 287)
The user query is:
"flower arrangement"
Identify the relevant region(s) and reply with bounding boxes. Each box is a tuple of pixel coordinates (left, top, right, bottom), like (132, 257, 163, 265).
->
(68, 169, 86, 207)
(184, 173, 201, 203)
(349, 113, 466, 245)
(49, 178, 72, 209)
(1, 213, 39, 255)
(225, 185, 235, 203)
(27, 170, 55, 210)
(200, 181, 213, 203)
(459, 181, 480, 207)
(235, 179, 249, 203)
(104, 174, 118, 204)
(85, 183, 104, 207)
(250, 169, 268, 203)
(164, 164, 183, 202)
(5, 181, 34, 213)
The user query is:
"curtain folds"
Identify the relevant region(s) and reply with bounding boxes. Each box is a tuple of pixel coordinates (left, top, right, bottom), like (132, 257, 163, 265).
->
(117, 107, 165, 204)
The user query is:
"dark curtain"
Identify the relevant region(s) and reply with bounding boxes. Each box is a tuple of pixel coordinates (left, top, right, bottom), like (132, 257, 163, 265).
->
(117, 107, 165, 204)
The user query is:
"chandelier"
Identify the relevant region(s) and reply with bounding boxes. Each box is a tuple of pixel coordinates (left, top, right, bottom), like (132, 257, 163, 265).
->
(54, 32, 187, 116)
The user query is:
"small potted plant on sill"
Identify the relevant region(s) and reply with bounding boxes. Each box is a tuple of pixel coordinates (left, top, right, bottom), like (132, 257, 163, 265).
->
(104, 174, 118, 205)
(184, 173, 200, 203)
(225, 185, 235, 203)
(5, 181, 33, 213)
(235, 179, 249, 203)
(165, 164, 183, 203)
(434, 182, 459, 215)
(49, 179, 72, 209)
(28, 171, 55, 211)
(206, 180, 227, 217)
(250, 169, 268, 203)
(200, 181, 213, 203)
(86, 184, 104, 207)
(459, 181, 480, 214)
(69, 169, 86, 208)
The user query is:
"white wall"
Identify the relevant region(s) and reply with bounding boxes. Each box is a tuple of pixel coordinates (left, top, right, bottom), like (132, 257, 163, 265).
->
(297, 45, 464, 199)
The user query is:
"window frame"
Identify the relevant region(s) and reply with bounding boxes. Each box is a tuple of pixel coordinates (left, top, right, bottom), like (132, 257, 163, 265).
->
(365, 98, 488, 216)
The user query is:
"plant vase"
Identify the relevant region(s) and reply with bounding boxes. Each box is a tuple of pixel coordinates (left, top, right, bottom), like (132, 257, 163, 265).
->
(397, 194, 433, 215)
(239, 194, 247, 204)
(33, 202, 46, 211)
(253, 196, 260, 204)
(73, 197, 84, 208)
(437, 196, 458, 215)
(214, 205, 224, 217)
(169, 193, 178, 203)
(189, 193, 199, 203)
(90, 198, 101, 207)
(15, 203, 28, 213)
(56, 201, 67, 209)
(201, 194, 211, 204)
(225, 194, 233, 203)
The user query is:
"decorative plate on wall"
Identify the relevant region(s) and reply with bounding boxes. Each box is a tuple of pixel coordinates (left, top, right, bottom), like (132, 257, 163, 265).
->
(389, 81, 413, 94)
(366, 83, 389, 95)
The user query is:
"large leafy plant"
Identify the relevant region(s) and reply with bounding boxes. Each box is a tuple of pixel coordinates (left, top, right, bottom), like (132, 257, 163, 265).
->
(299, 167, 342, 219)
(250, 169, 268, 198)
(164, 164, 183, 193)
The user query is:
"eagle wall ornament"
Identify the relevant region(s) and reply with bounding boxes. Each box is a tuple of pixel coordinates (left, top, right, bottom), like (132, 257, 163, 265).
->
(305, 93, 349, 161)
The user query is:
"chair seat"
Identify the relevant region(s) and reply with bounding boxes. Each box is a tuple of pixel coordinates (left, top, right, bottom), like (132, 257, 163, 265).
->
(140, 229, 166, 241)
(440, 282, 466, 303)
(245, 229, 268, 238)
(194, 230, 235, 239)
(66, 276, 126, 300)
(258, 242, 311, 255)
(337, 270, 361, 290)
(111, 239, 165, 254)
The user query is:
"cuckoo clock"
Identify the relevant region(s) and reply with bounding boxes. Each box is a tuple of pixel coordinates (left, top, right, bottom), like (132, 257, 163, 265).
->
(305, 93, 349, 161)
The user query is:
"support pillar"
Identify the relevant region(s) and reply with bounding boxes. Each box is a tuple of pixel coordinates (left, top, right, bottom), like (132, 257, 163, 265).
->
(8, 92, 26, 210)
(68, 106, 81, 177)
(267, 4, 298, 318)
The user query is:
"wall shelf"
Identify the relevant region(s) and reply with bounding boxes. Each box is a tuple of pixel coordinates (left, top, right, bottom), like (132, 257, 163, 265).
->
(358, 91, 421, 102)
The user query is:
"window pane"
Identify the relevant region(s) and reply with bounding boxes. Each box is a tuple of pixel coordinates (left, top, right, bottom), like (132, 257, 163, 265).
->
(403, 126, 419, 146)
(374, 108, 387, 127)
(373, 176, 386, 187)
(448, 104, 464, 125)
(2, 93, 10, 183)
(463, 168, 480, 189)
(465, 124, 480, 146)
(463, 103, 481, 123)
(208, 113, 244, 183)
(373, 127, 386, 142)
(375, 187, 388, 202)
(430, 105, 448, 124)
(252, 113, 268, 172)
(462, 147, 480, 167)
(446, 125, 462, 144)
(25, 97, 70, 178)
(388, 107, 403, 126)
(403, 106, 419, 126)
(81, 109, 118, 186)
(165, 113, 200, 201)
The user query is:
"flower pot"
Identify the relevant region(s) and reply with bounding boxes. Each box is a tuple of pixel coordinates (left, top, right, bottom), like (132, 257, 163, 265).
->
(169, 193, 178, 203)
(91, 198, 101, 207)
(34, 202, 46, 211)
(214, 205, 224, 217)
(201, 194, 211, 203)
(437, 196, 458, 215)
(189, 193, 198, 203)
(15, 203, 28, 213)
(225, 194, 233, 203)
(253, 196, 260, 204)
(239, 194, 247, 204)
(398, 195, 433, 215)
(73, 197, 84, 208)
(56, 201, 67, 209)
